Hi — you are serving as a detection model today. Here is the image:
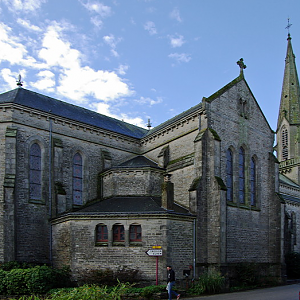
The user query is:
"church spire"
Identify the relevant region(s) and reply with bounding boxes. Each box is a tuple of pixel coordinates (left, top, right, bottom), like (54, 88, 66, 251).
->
(277, 33, 300, 128)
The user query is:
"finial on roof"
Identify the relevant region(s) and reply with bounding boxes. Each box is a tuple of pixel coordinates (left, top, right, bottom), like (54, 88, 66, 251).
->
(146, 118, 152, 130)
(16, 74, 23, 87)
(286, 18, 292, 38)
(237, 58, 246, 75)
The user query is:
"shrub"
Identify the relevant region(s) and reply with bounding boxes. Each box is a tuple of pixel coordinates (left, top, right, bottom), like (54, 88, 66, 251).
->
(26, 266, 57, 294)
(140, 285, 166, 299)
(0, 261, 33, 271)
(0, 269, 6, 294)
(4, 268, 30, 295)
(1, 265, 70, 295)
(49, 283, 130, 300)
(285, 252, 300, 279)
(235, 263, 260, 286)
(188, 270, 225, 295)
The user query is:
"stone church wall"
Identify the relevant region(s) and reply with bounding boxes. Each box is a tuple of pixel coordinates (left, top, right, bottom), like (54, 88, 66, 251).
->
(0, 106, 143, 263)
(52, 215, 194, 282)
(206, 81, 280, 267)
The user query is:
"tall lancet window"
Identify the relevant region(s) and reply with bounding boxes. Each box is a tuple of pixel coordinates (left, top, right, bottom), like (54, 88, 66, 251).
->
(250, 157, 256, 206)
(226, 149, 233, 202)
(239, 147, 245, 204)
(282, 128, 288, 161)
(73, 153, 83, 205)
(29, 143, 42, 201)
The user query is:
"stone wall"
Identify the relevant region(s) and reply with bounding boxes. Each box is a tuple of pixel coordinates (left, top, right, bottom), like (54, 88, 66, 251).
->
(52, 214, 195, 282)
(0, 104, 143, 263)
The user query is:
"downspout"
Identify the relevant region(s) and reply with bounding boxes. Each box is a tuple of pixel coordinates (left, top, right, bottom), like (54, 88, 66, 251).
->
(193, 218, 196, 279)
(49, 116, 53, 266)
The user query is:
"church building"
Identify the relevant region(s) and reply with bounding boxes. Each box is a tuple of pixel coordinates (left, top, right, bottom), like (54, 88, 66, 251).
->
(0, 34, 299, 283)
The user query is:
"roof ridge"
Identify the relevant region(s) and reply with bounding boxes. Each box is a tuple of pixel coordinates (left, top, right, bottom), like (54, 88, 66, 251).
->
(0, 88, 148, 138)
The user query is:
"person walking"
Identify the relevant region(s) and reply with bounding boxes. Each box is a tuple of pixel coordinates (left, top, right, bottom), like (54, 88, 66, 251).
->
(166, 266, 180, 300)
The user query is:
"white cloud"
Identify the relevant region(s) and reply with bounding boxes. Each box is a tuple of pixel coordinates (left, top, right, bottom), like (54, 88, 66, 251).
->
(144, 21, 157, 35)
(38, 25, 82, 69)
(0, 22, 45, 68)
(30, 70, 56, 92)
(2, 0, 46, 13)
(17, 18, 42, 32)
(93, 102, 145, 127)
(168, 53, 191, 63)
(1, 68, 22, 89)
(135, 96, 162, 106)
(57, 66, 132, 102)
(116, 64, 129, 75)
(170, 7, 182, 22)
(103, 34, 122, 57)
(169, 34, 185, 48)
(90, 16, 103, 29)
(80, 0, 112, 17)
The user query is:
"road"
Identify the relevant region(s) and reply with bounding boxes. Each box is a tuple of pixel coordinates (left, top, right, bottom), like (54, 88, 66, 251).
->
(183, 284, 300, 300)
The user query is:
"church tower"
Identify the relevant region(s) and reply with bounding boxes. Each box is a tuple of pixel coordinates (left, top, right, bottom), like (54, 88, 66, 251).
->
(277, 33, 300, 183)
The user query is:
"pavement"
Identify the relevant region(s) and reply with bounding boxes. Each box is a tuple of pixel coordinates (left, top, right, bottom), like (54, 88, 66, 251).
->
(181, 284, 300, 300)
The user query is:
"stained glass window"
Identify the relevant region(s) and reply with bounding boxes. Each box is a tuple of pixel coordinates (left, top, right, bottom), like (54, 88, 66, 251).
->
(73, 153, 83, 205)
(239, 147, 245, 204)
(29, 143, 42, 201)
(226, 149, 233, 202)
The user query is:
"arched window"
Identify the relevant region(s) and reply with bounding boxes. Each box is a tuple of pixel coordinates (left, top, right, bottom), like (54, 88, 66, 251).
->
(29, 143, 42, 201)
(73, 153, 83, 205)
(250, 157, 256, 206)
(130, 225, 142, 242)
(226, 149, 233, 202)
(113, 224, 125, 242)
(239, 147, 245, 204)
(282, 128, 288, 160)
(96, 224, 108, 242)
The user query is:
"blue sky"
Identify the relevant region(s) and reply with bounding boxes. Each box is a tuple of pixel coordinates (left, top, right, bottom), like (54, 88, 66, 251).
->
(0, 0, 299, 131)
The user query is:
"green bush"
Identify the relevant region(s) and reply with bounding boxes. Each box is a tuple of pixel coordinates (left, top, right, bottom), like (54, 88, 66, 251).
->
(0, 261, 33, 271)
(0, 265, 70, 295)
(26, 266, 57, 294)
(188, 270, 225, 295)
(140, 285, 166, 299)
(49, 283, 130, 300)
(285, 252, 300, 278)
(4, 268, 30, 295)
(235, 263, 260, 286)
(0, 269, 6, 294)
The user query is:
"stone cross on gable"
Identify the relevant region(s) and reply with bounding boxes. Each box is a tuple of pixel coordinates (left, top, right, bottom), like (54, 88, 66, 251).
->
(237, 58, 246, 75)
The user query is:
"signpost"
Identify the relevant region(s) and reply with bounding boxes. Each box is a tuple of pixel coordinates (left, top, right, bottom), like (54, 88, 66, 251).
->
(146, 246, 162, 285)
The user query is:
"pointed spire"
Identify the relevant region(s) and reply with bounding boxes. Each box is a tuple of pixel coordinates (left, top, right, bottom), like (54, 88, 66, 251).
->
(277, 33, 300, 127)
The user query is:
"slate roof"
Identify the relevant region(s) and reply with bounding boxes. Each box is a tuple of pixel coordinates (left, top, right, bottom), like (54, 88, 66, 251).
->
(279, 173, 300, 188)
(118, 155, 163, 169)
(0, 88, 148, 139)
(279, 193, 300, 204)
(70, 196, 190, 215)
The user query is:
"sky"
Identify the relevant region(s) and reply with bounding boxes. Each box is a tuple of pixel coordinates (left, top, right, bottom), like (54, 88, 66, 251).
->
(0, 0, 299, 132)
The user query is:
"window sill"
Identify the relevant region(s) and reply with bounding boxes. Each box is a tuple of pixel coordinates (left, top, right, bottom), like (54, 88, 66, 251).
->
(29, 199, 45, 205)
(129, 242, 142, 247)
(112, 242, 125, 247)
(95, 242, 108, 247)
